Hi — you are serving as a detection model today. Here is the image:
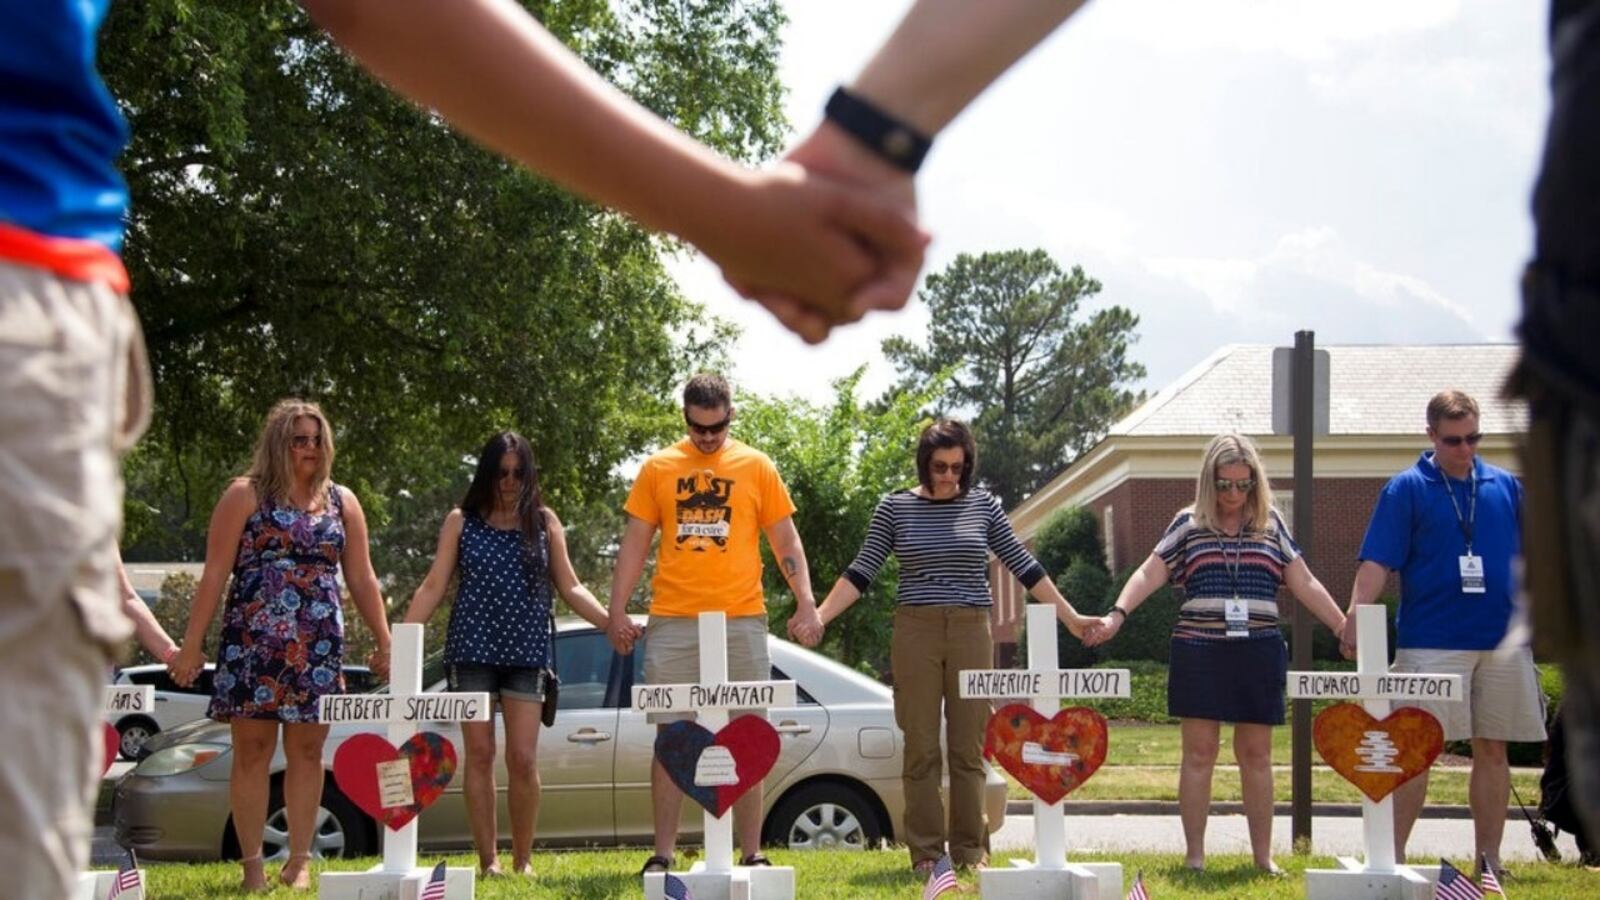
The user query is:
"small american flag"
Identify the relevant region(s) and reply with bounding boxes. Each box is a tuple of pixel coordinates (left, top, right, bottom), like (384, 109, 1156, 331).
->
(1479, 856, 1505, 896)
(663, 872, 694, 900)
(922, 854, 957, 900)
(1126, 870, 1150, 900)
(418, 860, 448, 900)
(1436, 859, 1485, 900)
(107, 849, 142, 900)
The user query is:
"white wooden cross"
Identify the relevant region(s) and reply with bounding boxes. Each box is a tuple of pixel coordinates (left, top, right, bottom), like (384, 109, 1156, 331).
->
(76, 685, 155, 899)
(635, 612, 798, 900)
(1290, 604, 1463, 900)
(317, 623, 490, 900)
(959, 603, 1129, 900)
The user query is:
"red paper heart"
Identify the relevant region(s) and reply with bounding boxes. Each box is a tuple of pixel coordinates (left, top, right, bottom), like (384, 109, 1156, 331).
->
(102, 722, 120, 776)
(655, 717, 781, 817)
(332, 732, 457, 830)
(1313, 704, 1442, 802)
(983, 704, 1108, 805)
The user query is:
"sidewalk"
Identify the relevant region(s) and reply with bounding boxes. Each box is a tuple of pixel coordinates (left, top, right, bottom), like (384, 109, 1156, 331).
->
(991, 811, 1584, 863)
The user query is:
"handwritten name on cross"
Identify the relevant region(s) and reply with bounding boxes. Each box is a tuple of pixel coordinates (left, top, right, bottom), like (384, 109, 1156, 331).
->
(1288, 604, 1462, 876)
(317, 623, 488, 891)
(960, 604, 1130, 872)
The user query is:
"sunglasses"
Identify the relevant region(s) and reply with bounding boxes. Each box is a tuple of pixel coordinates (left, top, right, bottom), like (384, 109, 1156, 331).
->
(930, 460, 965, 476)
(685, 414, 731, 436)
(1437, 432, 1483, 448)
(1215, 478, 1256, 494)
(291, 434, 323, 450)
(498, 466, 526, 480)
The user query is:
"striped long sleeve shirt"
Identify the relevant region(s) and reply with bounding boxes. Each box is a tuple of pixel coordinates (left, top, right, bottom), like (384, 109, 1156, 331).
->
(843, 488, 1046, 607)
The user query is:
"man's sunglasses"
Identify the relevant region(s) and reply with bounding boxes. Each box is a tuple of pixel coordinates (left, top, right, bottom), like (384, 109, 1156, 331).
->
(1438, 432, 1483, 448)
(686, 414, 731, 436)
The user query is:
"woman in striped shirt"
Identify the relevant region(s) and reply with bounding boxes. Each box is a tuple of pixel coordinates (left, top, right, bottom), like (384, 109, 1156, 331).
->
(804, 418, 1091, 873)
(1083, 433, 1346, 873)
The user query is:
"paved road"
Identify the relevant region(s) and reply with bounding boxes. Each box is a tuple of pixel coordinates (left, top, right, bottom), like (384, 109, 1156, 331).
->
(990, 811, 1583, 863)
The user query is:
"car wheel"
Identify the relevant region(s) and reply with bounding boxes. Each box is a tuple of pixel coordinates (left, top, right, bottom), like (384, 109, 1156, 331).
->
(116, 717, 159, 760)
(765, 782, 882, 851)
(259, 781, 373, 860)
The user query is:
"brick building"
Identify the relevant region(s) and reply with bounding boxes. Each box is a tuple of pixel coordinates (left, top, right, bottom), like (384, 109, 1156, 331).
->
(987, 343, 1526, 646)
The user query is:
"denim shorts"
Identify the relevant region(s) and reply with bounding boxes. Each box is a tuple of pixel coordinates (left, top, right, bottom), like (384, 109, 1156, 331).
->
(447, 662, 552, 704)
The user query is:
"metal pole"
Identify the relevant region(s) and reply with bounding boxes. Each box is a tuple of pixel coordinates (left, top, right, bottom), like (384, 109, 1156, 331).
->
(1291, 331, 1315, 847)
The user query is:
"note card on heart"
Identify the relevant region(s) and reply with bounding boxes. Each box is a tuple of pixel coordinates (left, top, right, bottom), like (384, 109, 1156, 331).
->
(983, 704, 1108, 805)
(1313, 703, 1442, 802)
(655, 717, 779, 817)
(332, 732, 457, 830)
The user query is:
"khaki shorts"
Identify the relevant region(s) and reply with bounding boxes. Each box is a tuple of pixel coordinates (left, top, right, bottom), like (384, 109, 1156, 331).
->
(643, 614, 771, 724)
(1392, 647, 1548, 743)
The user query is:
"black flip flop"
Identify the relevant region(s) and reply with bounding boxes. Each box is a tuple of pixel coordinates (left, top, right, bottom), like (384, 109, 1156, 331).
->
(740, 853, 773, 867)
(639, 855, 674, 876)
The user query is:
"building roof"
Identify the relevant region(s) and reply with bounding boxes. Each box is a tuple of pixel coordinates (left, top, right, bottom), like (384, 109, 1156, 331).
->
(1113, 343, 1526, 437)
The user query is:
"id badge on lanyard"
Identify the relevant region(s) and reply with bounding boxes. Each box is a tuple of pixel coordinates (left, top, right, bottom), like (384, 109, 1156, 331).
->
(1459, 554, 1486, 594)
(1224, 598, 1250, 638)
(1439, 459, 1483, 596)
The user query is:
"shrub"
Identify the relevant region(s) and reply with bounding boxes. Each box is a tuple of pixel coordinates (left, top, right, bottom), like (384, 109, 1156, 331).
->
(1093, 567, 1180, 663)
(1034, 506, 1106, 577)
(1055, 560, 1112, 667)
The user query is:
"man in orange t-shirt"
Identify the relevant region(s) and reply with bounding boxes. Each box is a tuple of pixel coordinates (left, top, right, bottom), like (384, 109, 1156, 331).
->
(607, 373, 821, 875)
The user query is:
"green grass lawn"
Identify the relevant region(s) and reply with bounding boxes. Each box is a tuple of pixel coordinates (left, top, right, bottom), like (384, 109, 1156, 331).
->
(140, 849, 1597, 898)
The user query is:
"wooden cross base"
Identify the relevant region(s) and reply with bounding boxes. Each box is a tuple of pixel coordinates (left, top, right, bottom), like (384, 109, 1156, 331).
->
(978, 860, 1121, 899)
(643, 863, 796, 900)
(1304, 858, 1443, 900)
(318, 866, 475, 900)
(74, 869, 145, 899)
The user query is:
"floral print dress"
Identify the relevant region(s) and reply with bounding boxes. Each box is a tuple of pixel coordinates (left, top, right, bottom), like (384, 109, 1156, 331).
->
(208, 485, 347, 723)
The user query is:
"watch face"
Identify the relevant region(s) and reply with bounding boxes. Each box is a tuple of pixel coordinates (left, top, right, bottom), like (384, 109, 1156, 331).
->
(882, 128, 914, 160)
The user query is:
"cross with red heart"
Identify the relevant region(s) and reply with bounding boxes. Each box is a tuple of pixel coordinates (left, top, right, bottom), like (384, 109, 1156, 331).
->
(332, 732, 458, 830)
(655, 717, 780, 817)
(1313, 703, 1442, 802)
(983, 704, 1109, 805)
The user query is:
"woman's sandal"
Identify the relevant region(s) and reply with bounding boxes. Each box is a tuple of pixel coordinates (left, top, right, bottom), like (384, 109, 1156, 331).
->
(912, 858, 937, 875)
(639, 855, 675, 876)
(740, 853, 773, 867)
(239, 854, 269, 893)
(279, 852, 314, 890)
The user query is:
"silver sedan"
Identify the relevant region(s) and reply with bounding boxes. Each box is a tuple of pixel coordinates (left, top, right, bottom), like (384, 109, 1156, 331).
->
(112, 619, 1008, 859)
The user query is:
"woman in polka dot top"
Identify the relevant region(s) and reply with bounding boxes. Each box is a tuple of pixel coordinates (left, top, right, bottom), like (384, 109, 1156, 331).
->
(403, 431, 619, 877)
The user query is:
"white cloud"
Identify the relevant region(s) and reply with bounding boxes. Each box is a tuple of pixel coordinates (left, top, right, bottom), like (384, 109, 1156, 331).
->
(1143, 226, 1483, 334)
(1093, 0, 1462, 61)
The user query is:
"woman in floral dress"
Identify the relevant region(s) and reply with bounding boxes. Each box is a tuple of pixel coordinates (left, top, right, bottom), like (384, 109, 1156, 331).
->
(172, 399, 391, 891)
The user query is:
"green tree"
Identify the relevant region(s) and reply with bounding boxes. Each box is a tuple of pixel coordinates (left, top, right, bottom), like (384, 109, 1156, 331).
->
(734, 370, 942, 679)
(883, 249, 1147, 508)
(102, 1, 777, 566)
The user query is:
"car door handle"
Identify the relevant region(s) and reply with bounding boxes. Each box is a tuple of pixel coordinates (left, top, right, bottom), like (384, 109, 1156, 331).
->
(155, 696, 168, 702)
(775, 721, 811, 736)
(567, 729, 613, 743)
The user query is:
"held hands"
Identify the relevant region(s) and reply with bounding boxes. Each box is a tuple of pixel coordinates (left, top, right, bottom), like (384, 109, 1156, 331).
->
(1055, 604, 1090, 640)
(1080, 613, 1123, 649)
(606, 611, 643, 655)
(367, 644, 391, 682)
(168, 644, 205, 688)
(786, 607, 825, 648)
(715, 127, 926, 345)
(1338, 614, 1358, 660)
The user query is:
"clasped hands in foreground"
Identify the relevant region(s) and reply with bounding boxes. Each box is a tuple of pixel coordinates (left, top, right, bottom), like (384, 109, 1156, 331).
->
(714, 124, 926, 346)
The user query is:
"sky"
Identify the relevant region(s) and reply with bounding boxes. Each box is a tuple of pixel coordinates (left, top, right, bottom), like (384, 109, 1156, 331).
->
(664, 0, 1549, 408)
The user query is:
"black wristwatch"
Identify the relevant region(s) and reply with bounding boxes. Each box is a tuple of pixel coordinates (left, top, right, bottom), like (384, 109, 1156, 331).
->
(824, 87, 933, 173)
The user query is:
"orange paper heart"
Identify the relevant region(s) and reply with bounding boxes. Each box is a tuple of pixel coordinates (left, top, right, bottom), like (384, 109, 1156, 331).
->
(1313, 703, 1442, 802)
(983, 704, 1108, 805)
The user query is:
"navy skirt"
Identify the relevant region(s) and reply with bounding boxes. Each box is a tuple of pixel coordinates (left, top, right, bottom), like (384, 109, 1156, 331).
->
(1167, 632, 1288, 725)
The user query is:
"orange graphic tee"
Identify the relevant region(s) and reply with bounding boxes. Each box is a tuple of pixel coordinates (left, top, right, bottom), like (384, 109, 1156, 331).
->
(624, 438, 796, 618)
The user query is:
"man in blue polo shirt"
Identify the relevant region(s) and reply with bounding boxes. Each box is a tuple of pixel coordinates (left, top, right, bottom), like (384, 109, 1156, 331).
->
(1344, 390, 1544, 878)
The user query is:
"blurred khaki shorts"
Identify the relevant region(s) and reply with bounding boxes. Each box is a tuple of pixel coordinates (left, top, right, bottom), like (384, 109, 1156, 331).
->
(1391, 647, 1547, 743)
(643, 614, 771, 724)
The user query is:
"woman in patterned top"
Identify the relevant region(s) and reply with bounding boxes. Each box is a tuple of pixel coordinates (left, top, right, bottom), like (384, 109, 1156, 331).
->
(804, 418, 1091, 873)
(403, 432, 621, 877)
(1083, 433, 1345, 873)
(171, 399, 392, 892)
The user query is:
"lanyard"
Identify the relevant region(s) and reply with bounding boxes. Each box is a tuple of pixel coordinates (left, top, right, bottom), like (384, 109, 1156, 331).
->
(1220, 530, 1244, 598)
(1435, 457, 1477, 553)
